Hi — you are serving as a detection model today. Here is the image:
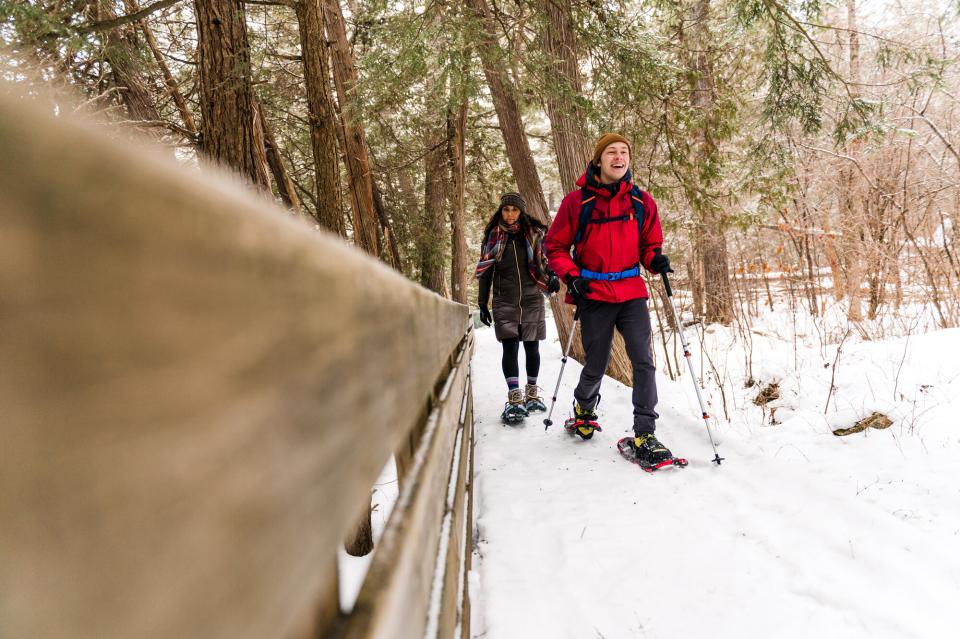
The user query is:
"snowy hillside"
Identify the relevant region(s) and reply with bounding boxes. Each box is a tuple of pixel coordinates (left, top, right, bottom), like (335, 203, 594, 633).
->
(469, 306, 960, 639)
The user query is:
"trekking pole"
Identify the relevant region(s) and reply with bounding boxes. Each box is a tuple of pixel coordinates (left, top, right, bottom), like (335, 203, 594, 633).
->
(543, 306, 581, 430)
(657, 255, 724, 465)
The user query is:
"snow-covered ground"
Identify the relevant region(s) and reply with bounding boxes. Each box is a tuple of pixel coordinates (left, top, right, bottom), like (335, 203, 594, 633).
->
(469, 302, 960, 638)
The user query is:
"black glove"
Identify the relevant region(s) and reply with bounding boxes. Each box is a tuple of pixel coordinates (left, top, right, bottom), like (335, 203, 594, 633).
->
(650, 252, 674, 274)
(479, 305, 492, 326)
(547, 274, 561, 294)
(566, 276, 592, 304)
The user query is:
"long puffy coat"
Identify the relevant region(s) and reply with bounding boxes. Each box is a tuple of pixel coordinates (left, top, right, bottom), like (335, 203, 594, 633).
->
(478, 230, 547, 342)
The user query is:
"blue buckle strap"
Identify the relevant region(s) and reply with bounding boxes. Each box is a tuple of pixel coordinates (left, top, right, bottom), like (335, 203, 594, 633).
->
(579, 265, 641, 281)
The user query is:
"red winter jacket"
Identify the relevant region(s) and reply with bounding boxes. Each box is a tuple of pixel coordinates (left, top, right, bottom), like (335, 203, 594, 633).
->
(545, 167, 663, 304)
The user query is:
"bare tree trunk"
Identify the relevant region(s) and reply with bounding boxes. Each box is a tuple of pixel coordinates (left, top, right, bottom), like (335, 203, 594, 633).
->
(296, 0, 345, 236)
(841, 0, 865, 321)
(194, 0, 270, 189)
(420, 48, 451, 297)
(689, 228, 705, 317)
(449, 95, 469, 304)
(256, 100, 302, 213)
(421, 119, 450, 296)
(98, 1, 162, 130)
(820, 209, 844, 300)
(470, 0, 627, 381)
(540, 0, 591, 187)
(702, 221, 733, 324)
(371, 180, 404, 270)
(124, 0, 198, 138)
(537, 0, 635, 383)
(688, 0, 733, 325)
(344, 499, 374, 557)
(467, 0, 547, 217)
(323, 0, 379, 255)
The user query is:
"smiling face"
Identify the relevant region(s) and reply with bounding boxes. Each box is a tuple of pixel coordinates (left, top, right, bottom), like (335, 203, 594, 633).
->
(598, 142, 630, 184)
(501, 205, 521, 225)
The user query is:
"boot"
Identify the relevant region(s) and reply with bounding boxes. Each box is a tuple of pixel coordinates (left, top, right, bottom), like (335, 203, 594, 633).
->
(563, 400, 602, 440)
(629, 433, 673, 465)
(501, 388, 528, 424)
(523, 384, 547, 413)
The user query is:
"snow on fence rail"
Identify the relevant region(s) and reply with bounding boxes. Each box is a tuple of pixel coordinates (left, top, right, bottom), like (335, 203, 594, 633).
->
(0, 90, 475, 639)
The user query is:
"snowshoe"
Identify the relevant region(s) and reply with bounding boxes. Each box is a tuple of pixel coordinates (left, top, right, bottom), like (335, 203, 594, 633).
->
(617, 434, 687, 472)
(563, 401, 602, 440)
(501, 388, 528, 425)
(523, 384, 547, 413)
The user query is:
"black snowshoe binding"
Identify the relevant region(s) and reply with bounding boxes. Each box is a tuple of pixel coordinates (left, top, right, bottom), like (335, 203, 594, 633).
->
(523, 384, 547, 413)
(501, 388, 529, 424)
(617, 433, 687, 472)
(563, 401, 602, 440)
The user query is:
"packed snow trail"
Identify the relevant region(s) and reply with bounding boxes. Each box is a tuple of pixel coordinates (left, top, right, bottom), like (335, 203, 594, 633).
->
(469, 314, 960, 638)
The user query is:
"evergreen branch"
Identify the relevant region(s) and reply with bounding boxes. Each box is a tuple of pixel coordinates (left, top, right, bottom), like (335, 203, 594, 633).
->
(71, 0, 183, 36)
(795, 20, 911, 49)
(760, 0, 841, 83)
(760, 0, 859, 110)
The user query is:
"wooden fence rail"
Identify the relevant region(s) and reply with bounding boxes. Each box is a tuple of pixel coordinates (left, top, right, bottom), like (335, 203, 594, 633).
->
(0, 89, 474, 639)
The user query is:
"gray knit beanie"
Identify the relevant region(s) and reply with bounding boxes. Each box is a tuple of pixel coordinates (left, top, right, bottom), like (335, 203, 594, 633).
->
(499, 192, 526, 213)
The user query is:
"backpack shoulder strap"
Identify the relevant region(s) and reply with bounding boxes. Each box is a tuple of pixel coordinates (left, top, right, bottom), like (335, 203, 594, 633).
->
(630, 186, 648, 266)
(629, 185, 645, 228)
(573, 187, 597, 247)
(572, 187, 597, 264)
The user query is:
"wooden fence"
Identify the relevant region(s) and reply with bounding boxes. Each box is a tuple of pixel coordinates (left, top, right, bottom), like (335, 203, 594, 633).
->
(0, 89, 475, 639)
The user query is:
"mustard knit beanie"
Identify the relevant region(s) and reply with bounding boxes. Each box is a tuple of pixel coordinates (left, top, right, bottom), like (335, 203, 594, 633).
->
(592, 133, 632, 165)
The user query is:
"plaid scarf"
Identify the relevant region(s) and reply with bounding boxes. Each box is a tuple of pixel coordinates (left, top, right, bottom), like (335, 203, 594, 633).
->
(476, 222, 550, 292)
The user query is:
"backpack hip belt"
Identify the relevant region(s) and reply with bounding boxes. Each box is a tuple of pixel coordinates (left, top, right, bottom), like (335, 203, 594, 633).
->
(578, 265, 641, 281)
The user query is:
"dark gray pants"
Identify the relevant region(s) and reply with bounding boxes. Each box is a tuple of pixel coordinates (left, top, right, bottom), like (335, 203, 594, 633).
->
(573, 298, 659, 434)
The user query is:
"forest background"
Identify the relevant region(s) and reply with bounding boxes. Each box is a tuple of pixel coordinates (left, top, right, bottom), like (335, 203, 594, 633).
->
(3, 0, 959, 381)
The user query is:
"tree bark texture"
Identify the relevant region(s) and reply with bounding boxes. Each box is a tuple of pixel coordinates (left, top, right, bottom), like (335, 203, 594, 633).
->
(372, 180, 404, 270)
(323, 0, 380, 256)
(420, 87, 451, 296)
(841, 0, 865, 321)
(466, 0, 634, 380)
(819, 206, 844, 301)
(194, 0, 270, 190)
(124, 0, 198, 138)
(540, 0, 591, 188)
(256, 100, 302, 213)
(467, 0, 547, 222)
(689, 228, 705, 318)
(99, 1, 163, 129)
(449, 96, 470, 304)
(296, 0, 345, 236)
(688, 0, 733, 325)
(468, 0, 594, 372)
(535, 0, 635, 384)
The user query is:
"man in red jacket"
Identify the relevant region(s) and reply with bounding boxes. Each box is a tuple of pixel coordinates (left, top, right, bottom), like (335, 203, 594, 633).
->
(545, 133, 675, 466)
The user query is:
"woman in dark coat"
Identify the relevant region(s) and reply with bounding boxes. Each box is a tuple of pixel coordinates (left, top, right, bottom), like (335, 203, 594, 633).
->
(476, 192, 560, 422)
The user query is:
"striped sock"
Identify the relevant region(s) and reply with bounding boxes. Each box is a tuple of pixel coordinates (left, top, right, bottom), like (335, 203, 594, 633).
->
(506, 377, 520, 390)
(527, 377, 537, 387)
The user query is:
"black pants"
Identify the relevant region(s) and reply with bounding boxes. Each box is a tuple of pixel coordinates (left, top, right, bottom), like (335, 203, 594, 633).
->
(501, 338, 540, 382)
(573, 298, 659, 434)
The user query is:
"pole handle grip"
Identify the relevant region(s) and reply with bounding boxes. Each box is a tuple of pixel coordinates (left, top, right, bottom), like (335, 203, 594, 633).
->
(654, 248, 673, 297)
(660, 271, 673, 298)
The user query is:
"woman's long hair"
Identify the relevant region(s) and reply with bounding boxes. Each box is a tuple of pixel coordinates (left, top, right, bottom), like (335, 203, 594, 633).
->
(482, 207, 547, 242)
